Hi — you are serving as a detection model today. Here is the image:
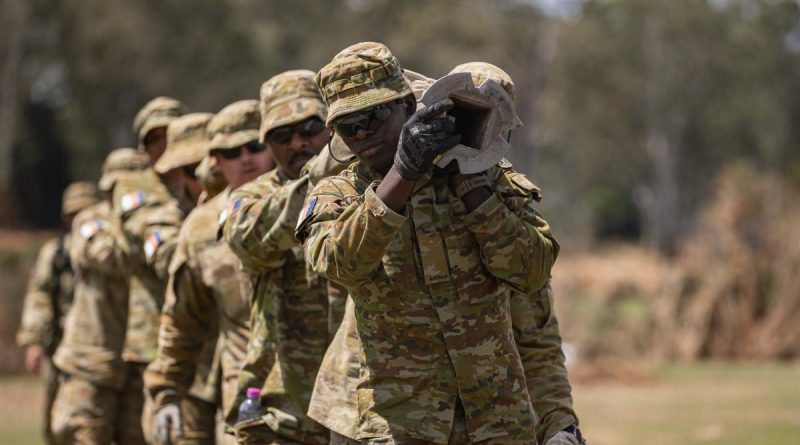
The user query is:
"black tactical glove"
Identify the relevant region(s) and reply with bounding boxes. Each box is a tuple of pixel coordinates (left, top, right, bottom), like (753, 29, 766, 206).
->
(394, 99, 461, 181)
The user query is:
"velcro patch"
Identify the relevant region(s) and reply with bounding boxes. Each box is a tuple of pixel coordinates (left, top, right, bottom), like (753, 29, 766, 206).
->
(121, 191, 146, 212)
(144, 231, 162, 259)
(297, 196, 317, 229)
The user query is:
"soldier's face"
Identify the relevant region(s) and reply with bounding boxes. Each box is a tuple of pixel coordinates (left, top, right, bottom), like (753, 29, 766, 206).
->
(213, 140, 275, 189)
(143, 127, 168, 164)
(335, 98, 413, 175)
(265, 117, 330, 179)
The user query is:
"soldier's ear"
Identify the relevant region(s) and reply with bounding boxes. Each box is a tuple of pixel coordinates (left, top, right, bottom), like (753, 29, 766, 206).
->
(402, 96, 416, 117)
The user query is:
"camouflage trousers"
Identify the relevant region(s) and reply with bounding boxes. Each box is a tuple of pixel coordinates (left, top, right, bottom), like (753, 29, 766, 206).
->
(50, 374, 143, 445)
(142, 391, 218, 445)
(42, 359, 60, 445)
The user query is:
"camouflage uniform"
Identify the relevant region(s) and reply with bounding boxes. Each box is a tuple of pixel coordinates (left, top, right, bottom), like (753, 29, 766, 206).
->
(449, 62, 581, 444)
(297, 43, 560, 444)
(17, 182, 99, 445)
(117, 103, 219, 444)
(220, 74, 332, 445)
(144, 186, 249, 444)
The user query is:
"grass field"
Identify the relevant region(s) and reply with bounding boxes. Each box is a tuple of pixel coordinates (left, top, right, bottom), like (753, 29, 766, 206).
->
(1, 362, 798, 445)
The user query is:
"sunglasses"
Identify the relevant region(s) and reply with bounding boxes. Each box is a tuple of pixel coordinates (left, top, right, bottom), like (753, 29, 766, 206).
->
(215, 141, 268, 160)
(266, 118, 326, 145)
(331, 103, 392, 138)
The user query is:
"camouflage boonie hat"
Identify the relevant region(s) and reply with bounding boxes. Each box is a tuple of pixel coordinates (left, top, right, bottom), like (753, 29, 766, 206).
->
(62, 181, 100, 215)
(449, 62, 516, 102)
(154, 112, 213, 174)
(133, 96, 188, 148)
(403, 68, 435, 101)
(259, 70, 328, 142)
(98, 147, 150, 192)
(208, 100, 260, 151)
(316, 42, 412, 125)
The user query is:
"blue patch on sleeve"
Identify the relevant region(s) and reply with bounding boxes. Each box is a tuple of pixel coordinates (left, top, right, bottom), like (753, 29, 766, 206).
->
(305, 196, 318, 219)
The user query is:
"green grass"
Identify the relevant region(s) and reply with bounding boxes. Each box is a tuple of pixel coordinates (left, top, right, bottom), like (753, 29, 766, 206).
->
(1, 363, 799, 445)
(575, 362, 800, 445)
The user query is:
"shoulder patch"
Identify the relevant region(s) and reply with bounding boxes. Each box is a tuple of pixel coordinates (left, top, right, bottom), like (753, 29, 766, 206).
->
(80, 219, 105, 239)
(297, 196, 318, 229)
(121, 191, 146, 212)
(144, 231, 162, 259)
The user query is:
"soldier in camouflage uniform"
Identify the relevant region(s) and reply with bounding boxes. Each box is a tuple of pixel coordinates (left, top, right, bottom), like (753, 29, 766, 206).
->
(49, 148, 147, 444)
(448, 62, 584, 445)
(145, 99, 274, 445)
(17, 181, 100, 445)
(221, 71, 334, 445)
(296, 42, 559, 444)
(115, 101, 215, 445)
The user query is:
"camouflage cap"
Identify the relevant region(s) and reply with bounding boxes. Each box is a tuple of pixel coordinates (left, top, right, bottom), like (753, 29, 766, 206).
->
(98, 147, 150, 192)
(62, 181, 100, 215)
(259, 70, 328, 142)
(132, 96, 188, 148)
(449, 62, 516, 102)
(316, 42, 412, 125)
(403, 68, 436, 101)
(154, 112, 213, 174)
(208, 100, 260, 151)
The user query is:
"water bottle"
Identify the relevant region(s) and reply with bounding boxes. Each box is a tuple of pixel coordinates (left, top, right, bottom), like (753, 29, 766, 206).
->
(237, 387, 263, 422)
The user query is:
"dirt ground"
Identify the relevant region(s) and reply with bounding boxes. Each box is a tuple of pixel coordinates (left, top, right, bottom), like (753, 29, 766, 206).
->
(2, 362, 798, 445)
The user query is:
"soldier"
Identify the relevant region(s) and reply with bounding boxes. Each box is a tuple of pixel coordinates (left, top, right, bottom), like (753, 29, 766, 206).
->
(449, 62, 584, 445)
(297, 42, 559, 444)
(145, 99, 274, 445)
(221, 70, 333, 445)
(17, 181, 100, 445)
(114, 102, 214, 445)
(49, 148, 148, 444)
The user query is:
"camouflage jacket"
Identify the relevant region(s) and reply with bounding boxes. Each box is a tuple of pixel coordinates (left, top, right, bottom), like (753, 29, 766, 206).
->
(112, 168, 184, 364)
(145, 188, 250, 413)
(53, 201, 129, 390)
(296, 161, 559, 443)
(222, 168, 330, 442)
(17, 234, 74, 356)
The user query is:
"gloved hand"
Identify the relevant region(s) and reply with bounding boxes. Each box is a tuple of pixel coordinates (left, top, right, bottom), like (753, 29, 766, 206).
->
(546, 430, 583, 445)
(394, 99, 461, 180)
(155, 404, 183, 445)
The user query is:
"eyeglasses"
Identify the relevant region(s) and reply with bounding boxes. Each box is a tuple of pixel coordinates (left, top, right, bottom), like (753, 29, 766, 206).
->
(331, 104, 392, 138)
(214, 141, 268, 160)
(266, 118, 326, 145)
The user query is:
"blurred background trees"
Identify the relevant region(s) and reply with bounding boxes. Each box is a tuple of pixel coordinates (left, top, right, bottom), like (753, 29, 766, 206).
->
(2, 0, 799, 251)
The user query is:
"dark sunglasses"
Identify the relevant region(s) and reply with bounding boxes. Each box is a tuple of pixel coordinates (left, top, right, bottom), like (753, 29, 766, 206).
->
(266, 118, 326, 145)
(215, 141, 267, 160)
(331, 103, 392, 138)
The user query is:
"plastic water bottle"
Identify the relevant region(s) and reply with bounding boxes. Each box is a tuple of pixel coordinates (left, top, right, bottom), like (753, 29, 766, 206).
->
(237, 387, 263, 422)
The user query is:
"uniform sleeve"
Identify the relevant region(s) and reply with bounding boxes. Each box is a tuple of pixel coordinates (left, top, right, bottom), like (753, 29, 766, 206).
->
(227, 275, 277, 425)
(298, 178, 407, 288)
(143, 220, 181, 281)
(16, 239, 60, 348)
(511, 282, 578, 443)
(71, 217, 125, 275)
(223, 175, 308, 274)
(145, 255, 217, 408)
(462, 168, 559, 294)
